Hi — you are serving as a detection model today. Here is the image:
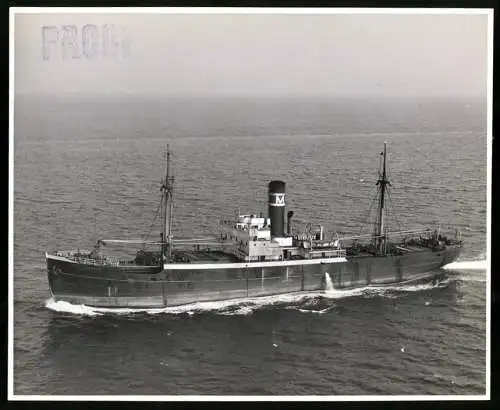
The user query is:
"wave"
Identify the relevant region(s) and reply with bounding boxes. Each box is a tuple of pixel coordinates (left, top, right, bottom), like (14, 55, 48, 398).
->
(45, 292, 327, 317)
(45, 299, 103, 316)
(44, 276, 452, 317)
(295, 306, 336, 315)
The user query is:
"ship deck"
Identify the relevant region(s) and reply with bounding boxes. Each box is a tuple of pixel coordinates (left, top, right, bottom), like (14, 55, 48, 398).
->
(172, 250, 241, 264)
(346, 243, 436, 258)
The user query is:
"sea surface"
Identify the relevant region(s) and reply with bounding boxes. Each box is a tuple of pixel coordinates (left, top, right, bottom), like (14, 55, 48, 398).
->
(13, 95, 488, 396)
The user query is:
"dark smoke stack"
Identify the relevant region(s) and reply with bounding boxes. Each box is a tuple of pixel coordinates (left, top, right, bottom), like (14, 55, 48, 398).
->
(287, 211, 294, 236)
(268, 180, 286, 238)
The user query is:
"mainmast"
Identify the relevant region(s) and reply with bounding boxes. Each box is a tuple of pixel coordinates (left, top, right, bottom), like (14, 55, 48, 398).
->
(161, 145, 174, 261)
(375, 142, 390, 254)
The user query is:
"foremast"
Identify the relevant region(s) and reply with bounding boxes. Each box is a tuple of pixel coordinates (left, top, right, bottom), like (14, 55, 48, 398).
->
(374, 142, 391, 255)
(161, 146, 174, 262)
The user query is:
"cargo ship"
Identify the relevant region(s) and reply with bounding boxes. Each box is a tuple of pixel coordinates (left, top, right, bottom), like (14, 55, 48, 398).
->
(45, 143, 463, 308)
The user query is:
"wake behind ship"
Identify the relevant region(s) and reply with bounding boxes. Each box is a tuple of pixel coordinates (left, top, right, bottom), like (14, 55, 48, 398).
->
(46, 143, 463, 308)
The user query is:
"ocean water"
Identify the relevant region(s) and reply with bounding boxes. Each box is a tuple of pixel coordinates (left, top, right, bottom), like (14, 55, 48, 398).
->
(13, 95, 487, 396)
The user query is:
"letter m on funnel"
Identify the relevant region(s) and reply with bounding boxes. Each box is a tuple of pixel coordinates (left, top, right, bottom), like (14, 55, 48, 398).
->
(273, 194, 285, 206)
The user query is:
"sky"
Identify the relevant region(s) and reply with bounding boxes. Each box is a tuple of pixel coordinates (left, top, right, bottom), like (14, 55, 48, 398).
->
(13, 11, 490, 97)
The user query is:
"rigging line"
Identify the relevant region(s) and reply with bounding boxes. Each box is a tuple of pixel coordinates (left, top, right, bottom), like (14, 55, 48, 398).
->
(386, 187, 402, 234)
(365, 186, 380, 224)
(358, 184, 381, 236)
(385, 156, 418, 221)
(360, 186, 380, 230)
(382, 150, 401, 233)
(383, 152, 406, 232)
(143, 194, 164, 243)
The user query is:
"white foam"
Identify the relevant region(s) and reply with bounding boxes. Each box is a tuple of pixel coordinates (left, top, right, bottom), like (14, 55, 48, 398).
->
(45, 298, 103, 317)
(325, 287, 367, 299)
(456, 272, 487, 283)
(362, 279, 449, 295)
(297, 306, 333, 315)
(219, 305, 255, 316)
(45, 293, 320, 317)
(443, 259, 487, 271)
(324, 272, 334, 291)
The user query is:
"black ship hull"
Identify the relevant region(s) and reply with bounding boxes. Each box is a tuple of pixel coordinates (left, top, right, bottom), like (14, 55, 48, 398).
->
(46, 245, 461, 308)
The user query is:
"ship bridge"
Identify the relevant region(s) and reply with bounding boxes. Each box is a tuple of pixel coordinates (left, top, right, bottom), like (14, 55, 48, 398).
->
(235, 214, 270, 230)
(220, 213, 272, 241)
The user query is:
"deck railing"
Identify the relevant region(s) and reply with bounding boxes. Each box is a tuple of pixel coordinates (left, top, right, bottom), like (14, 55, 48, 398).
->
(55, 251, 136, 267)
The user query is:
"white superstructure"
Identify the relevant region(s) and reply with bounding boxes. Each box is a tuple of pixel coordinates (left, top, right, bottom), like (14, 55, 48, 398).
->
(219, 213, 343, 262)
